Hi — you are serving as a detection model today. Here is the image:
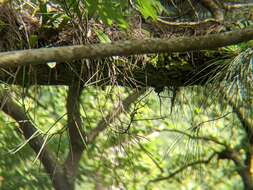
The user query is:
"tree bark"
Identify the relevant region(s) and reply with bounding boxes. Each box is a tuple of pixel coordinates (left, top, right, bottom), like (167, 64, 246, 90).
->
(64, 81, 85, 189)
(0, 27, 253, 68)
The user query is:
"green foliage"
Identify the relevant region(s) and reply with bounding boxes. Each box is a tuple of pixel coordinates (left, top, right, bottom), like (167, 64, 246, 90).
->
(52, 0, 129, 29)
(36, 0, 165, 29)
(85, 0, 129, 29)
(94, 29, 111, 43)
(0, 113, 51, 190)
(135, 0, 164, 20)
(0, 82, 250, 190)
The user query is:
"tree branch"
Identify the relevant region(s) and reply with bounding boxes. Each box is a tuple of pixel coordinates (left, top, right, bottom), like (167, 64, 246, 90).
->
(156, 17, 220, 28)
(223, 3, 253, 10)
(64, 81, 85, 187)
(148, 153, 216, 184)
(63, 86, 144, 186)
(217, 148, 253, 189)
(0, 27, 253, 68)
(155, 128, 228, 147)
(0, 90, 71, 190)
(222, 91, 253, 141)
(86, 89, 145, 144)
(201, 0, 224, 21)
(221, 90, 253, 189)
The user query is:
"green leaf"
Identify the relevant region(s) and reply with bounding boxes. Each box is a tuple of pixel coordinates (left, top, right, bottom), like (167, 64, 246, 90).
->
(136, 0, 163, 20)
(94, 29, 111, 43)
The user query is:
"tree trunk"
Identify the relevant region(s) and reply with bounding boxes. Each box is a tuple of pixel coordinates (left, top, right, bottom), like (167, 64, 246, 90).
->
(240, 170, 253, 190)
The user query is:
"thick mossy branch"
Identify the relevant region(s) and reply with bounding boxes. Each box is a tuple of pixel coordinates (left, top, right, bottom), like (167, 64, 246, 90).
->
(0, 27, 253, 68)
